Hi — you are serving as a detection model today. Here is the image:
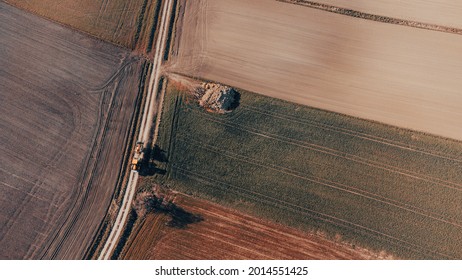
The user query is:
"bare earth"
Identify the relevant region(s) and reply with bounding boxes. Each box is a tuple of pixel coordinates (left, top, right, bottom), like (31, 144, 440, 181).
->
(171, 0, 462, 141)
(123, 193, 386, 260)
(312, 0, 462, 29)
(5, 0, 159, 52)
(0, 3, 143, 259)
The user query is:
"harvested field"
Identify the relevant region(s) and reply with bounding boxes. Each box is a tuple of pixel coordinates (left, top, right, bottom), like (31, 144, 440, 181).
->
(148, 82, 462, 259)
(298, 0, 462, 30)
(4, 0, 159, 52)
(0, 3, 144, 259)
(123, 193, 380, 260)
(171, 0, 462, 141)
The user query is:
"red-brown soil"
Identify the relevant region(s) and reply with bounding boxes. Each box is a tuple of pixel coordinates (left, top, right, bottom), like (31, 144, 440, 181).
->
(123, 193, 387, 260)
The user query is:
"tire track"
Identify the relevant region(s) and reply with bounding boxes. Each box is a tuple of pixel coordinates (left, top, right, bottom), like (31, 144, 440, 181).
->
(0, 95, 78, 256)
(39, 71, 118, 259)
(96, 0, 109, 27)
(175, 135, 462, 229)
(98, 0, 175, 260)
(277, 0, 462, 36)
(243, 104, 462, 163)
(188, 109, 462, 193)
(171, 166, 454, 259)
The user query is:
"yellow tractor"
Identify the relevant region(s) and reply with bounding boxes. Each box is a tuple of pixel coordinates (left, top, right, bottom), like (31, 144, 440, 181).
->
(131, 141, 144, 170)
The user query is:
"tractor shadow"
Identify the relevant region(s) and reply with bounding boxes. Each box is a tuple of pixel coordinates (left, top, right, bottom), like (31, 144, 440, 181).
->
(140, 144, 168, 176)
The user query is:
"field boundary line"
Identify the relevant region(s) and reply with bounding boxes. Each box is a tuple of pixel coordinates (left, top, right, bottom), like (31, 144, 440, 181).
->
(242, 105, 462, 162)
(277, 0, 462, 36)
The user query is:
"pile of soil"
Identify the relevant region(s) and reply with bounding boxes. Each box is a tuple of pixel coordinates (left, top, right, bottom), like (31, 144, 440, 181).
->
(195, 82, 238, 113)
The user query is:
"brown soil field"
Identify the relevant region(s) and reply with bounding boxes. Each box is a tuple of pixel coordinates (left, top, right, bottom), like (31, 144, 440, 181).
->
(4, 0, 159, 53)
(0, 3, 144, 259)
(307, 0, 462, 29)
(171, 0, 462, 141)
(122, 193, 385, 260)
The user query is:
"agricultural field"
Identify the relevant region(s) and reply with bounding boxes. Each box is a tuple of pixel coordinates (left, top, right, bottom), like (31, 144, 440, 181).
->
(170, 0, 462, 141)
(299, 0, 462, 29)
(148, 81, 462, 259)
(4, 0, 159, 53)
(122, 192, 383, 260)
(0, 3, 145, 259)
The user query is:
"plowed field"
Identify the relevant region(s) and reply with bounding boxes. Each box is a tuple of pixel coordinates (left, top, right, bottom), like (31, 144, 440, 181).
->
(5, 0, 159, 52)
(123, 193, 381, 260)
(171, 0, 462, 141)
(0, 3, 144, 259)
(304, 0, 462, 29)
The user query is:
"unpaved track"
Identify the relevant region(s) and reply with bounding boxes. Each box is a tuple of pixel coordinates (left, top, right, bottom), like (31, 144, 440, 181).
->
(171, 0, 462, 141)
(98, 0, 174, 260)
(0, 3, 143, 259)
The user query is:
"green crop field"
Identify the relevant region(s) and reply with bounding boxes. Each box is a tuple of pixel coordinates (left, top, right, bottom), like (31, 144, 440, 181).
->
(149, 81, 462, 259)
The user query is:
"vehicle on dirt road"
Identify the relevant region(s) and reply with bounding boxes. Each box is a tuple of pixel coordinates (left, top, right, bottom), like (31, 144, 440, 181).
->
(131, 141, 145, 170)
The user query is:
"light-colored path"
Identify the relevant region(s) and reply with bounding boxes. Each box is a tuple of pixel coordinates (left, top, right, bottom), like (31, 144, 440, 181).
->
(98, 0, 174, 260)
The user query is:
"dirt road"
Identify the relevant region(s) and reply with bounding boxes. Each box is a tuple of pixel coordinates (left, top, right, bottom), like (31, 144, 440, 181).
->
(98, 0, 174, 260)
(171, 0, 462, 141)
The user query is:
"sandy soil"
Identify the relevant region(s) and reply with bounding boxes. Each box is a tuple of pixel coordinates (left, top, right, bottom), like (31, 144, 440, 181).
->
(311, 0, 462, 29)
(123, 193, 386, 260)
(0, 3, 143, 259)
(171, 0, 462, 141)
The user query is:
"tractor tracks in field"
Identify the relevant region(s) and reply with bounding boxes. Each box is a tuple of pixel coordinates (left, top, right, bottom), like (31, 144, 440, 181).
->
(98, 0, 176, 260)
(165, 105, 462, 259)
(242, 104, 462, 163)
(39, 57, 141, 259)
(277, 0, 462, 36)
(171, 165, 455, 259)
(188, 109, 462, 193)
(174, 134, 462, 229)
(39, 77, 118, 259)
